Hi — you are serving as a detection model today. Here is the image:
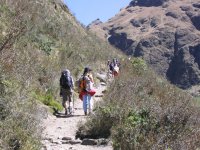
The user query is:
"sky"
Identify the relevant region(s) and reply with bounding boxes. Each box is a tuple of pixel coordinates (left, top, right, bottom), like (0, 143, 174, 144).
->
(64, 0, 131, 26)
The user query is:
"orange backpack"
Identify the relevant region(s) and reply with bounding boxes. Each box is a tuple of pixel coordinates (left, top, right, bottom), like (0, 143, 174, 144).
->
(78, 76, 86, 92)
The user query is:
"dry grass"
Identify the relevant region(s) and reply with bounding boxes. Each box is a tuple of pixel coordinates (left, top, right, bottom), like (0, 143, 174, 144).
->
(0, 0, 124, 149)
(77, 58, 200, 150)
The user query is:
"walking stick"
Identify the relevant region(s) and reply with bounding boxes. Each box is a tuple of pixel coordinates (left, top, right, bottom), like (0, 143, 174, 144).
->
(72, 91, 75, 115)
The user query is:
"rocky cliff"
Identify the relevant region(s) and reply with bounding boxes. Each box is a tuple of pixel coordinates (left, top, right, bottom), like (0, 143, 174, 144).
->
(88, 0, 200, 89)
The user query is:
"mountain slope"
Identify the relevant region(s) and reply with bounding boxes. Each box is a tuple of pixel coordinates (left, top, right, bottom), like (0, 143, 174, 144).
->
(88, 0, 200, 89)
(0, 0, 123, 149)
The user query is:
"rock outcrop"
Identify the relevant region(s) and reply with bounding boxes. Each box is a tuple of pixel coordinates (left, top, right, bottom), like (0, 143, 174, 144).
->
(87, 18, 102, 27)
(129, 0, 168, 7)
(88, 0, 200, 89)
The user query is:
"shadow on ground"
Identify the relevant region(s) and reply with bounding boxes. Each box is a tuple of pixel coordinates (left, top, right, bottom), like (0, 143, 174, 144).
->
(53, 108, 85, 118)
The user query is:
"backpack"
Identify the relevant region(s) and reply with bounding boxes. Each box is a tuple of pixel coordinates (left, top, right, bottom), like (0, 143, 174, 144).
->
(77, 76, 86, 92)
(109, 63, 114, 71)
(60, 73, 72, 90)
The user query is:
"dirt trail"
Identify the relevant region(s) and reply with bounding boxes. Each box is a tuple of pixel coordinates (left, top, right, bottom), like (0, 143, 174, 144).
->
(41, 80, 112, 150)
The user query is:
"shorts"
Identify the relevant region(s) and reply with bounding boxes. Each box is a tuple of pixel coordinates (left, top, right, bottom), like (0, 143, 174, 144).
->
(61, 88, 72, 106)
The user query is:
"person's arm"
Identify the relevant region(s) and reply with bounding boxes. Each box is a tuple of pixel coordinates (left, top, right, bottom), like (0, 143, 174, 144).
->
(88, 74, 94, 83)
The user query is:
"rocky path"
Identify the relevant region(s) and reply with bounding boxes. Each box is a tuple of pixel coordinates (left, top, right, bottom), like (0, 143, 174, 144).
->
(41, 77, 112, 150)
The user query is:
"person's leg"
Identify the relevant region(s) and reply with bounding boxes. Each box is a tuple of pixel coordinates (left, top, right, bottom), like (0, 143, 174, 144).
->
(62, 89, 68, 115)
(62, 99, 68, 115)
(67, 91, 73, 114)
(63, 90, 71, 115)
(83, 94, 88, 115)
(62, 99, 67, 110)
(88, 95, 92, 114)
(68, 101, 73, 114)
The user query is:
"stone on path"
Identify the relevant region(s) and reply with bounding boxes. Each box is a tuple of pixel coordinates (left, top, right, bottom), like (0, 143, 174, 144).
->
(81, 139, 98, 145)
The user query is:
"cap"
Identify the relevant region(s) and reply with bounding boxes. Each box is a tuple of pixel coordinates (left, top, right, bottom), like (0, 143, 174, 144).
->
(83, 67, 92, 75)
(85, 67, 92, 72)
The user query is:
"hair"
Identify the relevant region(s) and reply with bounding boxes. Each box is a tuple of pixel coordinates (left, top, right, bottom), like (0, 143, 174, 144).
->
(83, 67, 92, 75)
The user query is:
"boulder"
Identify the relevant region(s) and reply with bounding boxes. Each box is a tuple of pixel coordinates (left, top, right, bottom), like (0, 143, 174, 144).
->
(62, 137, 72, 141)
(193, 2, 200, 9)
(69, 140, 82, 145)
(165, 11, 180, 18)
(81, 139, 97, 145)
(130, 19, 141, 27)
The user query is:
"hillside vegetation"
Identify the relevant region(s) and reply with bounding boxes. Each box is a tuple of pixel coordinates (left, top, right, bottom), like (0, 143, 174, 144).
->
(0, 0, 200, 150)
(77, 58, 200, 149)
(0, 0, 121, 149)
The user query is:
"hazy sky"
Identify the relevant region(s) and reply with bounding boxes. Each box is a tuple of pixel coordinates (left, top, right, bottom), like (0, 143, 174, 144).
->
(64, 0, 131, 26)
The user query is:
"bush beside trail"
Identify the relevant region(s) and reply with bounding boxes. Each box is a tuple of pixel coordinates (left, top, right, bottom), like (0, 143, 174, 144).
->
(0, 0, 122, 149)
(77, 58, 200, 150)
(0, 74, 42, 150)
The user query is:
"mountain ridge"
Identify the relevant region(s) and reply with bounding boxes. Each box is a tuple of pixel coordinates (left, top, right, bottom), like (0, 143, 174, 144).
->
(88, 0, 200, 89)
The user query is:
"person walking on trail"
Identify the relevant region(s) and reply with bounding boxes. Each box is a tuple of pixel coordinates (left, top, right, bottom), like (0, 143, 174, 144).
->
(60, 69, 74, 115)
(107, 60, 112, 78)
(79, 67, 96, 115)
(107, 60, 111, 68)
(108, 58, 120, 77)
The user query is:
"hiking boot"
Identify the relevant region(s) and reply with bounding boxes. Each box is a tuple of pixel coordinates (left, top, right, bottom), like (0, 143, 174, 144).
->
(68, 107, 72, 115)
(84, 111, 87, 116)
(65, 109, 68, 115)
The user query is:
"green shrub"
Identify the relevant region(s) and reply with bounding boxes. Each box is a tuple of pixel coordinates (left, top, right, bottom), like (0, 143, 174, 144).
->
(194, 97, 200, 106)
(33, 90, 63, 111)
(112, 109, 157, 150)
(0, 0, 123, 149)
(76, 104, 116, 139)
(77, 60, 200, 149)
(131, 57, 147, 75)
(0, 78, 42, 150)
(34, 35, 55, 55)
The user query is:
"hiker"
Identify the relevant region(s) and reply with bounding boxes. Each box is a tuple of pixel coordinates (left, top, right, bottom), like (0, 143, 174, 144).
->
(113, 58, 121, 67)
(79, 67, 96, 115)
(107, 60, 111, 67)
(109, 58, 120, 77)
(60, 69, 74, 115)
(115, 58, 121, 68)
(107, 60, 114, 77)
(107, 60, 113, 78)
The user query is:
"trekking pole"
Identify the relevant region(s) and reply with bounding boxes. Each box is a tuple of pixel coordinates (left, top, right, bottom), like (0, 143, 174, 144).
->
(72, 91, 75, 115)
